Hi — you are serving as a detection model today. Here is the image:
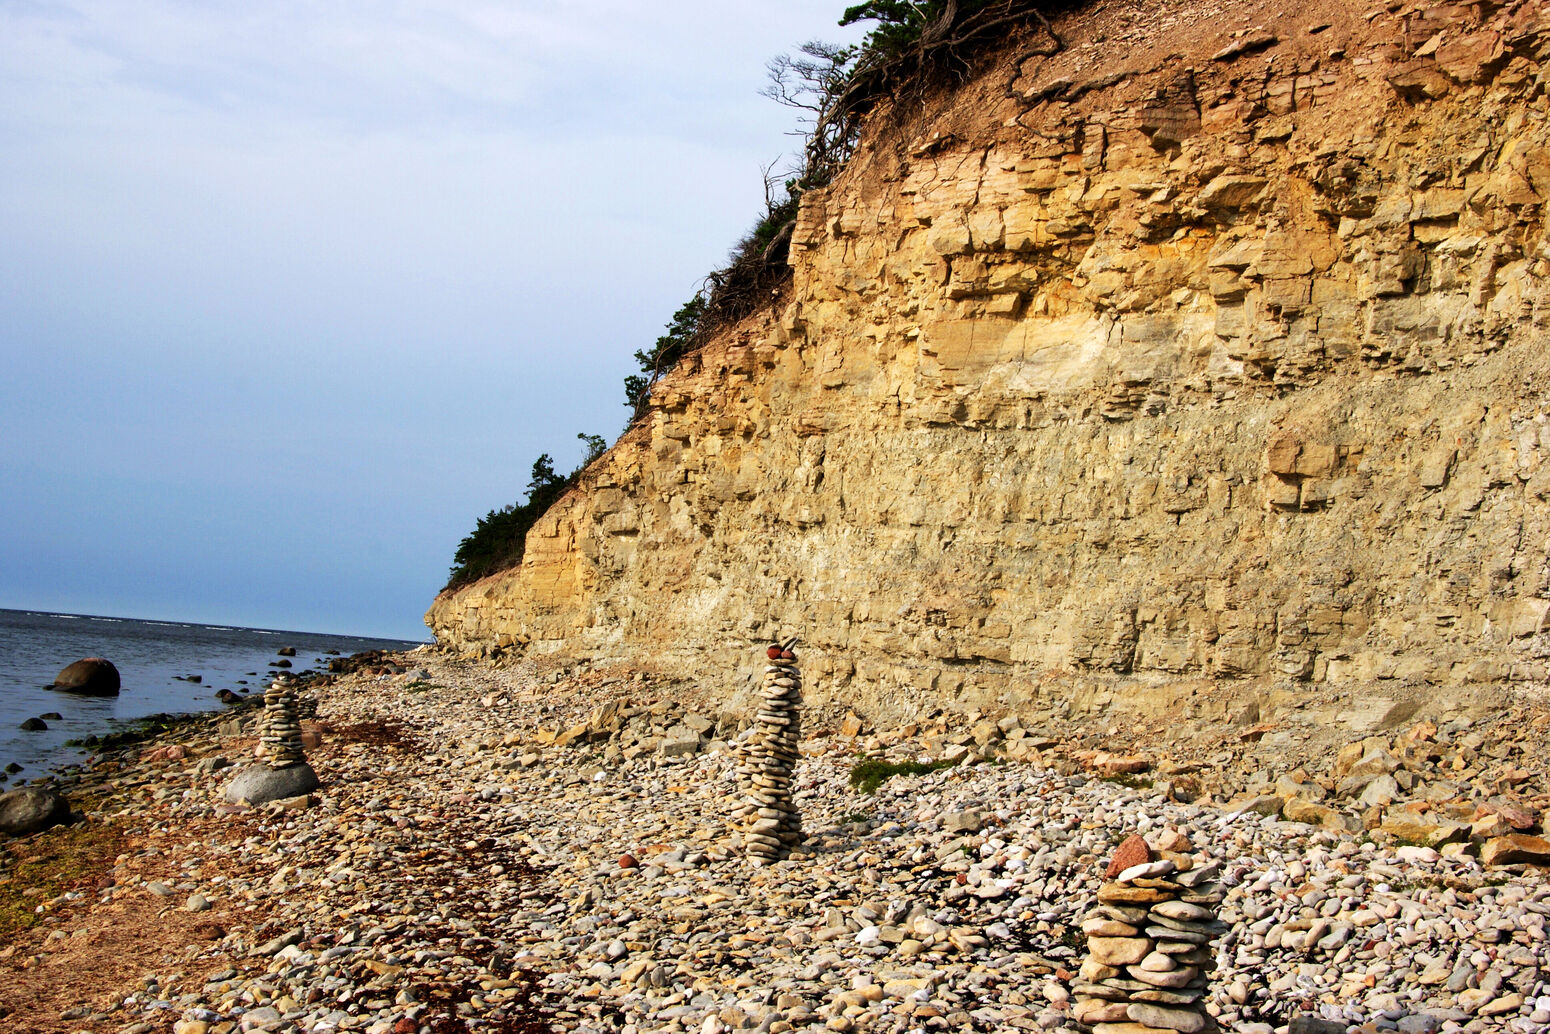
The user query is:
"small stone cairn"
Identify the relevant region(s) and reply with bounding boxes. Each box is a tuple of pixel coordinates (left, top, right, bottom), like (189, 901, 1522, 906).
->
(223, 675, 320, 805)
(259, 677, 307, 767)
(731, 638, 803, 865)
(1073, 832, 1227, 1034)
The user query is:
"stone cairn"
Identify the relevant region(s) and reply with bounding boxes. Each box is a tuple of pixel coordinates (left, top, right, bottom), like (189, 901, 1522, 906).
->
(1073, 833, 1227, 1034)
(731, 637, 803, 865)
(258, 677, 307, 768)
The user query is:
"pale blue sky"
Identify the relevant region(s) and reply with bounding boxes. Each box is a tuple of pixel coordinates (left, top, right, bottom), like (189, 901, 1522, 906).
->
(0, 1, 865, 640)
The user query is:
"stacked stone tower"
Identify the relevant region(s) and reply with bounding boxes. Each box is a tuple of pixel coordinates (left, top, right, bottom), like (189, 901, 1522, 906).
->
(259, 677, 307, 767)
(224, 675, 320, 805)
(732, 638, 803, 865)
(1073, 833, 1226, 1033)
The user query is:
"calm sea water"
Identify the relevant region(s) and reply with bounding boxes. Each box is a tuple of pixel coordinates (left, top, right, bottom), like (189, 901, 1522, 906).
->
(0, 608, 423, 780)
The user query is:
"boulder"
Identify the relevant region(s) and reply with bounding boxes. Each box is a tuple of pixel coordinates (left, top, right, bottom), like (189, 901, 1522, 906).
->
(223, 763, 320, 806)
(1475, 797, 1539, 831)
(1092, 752, 1151, 777)
(0, 786, 71, 836)
(660, 732, 703, 757)
(551, 722, 591, 748)
(1356, 774, 1402, 808)
(19, 717, 46, 731)
(1282, 798, 1353, 831)
(1275, 773, 1326, 800)
(277, 646, 297, 656)
(1480, 834, 1550, 867)
(1379, 808, 1468, 847)
(1345, 749, 1403, 780)
(52, 657, 120, 696)
(1473, 812, 1516, 838)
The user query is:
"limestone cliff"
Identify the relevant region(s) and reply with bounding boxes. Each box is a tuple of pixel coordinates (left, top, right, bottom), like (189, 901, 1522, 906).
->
(429, 0, 1550, 723)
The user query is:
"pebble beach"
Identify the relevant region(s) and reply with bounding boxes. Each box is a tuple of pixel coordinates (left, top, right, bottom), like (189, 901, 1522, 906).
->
(2, 653, 1548, 1034)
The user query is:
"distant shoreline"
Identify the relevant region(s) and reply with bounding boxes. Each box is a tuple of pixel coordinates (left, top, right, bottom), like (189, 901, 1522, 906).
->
(0, 610, 427, 782)
(0, 606, 431, 647)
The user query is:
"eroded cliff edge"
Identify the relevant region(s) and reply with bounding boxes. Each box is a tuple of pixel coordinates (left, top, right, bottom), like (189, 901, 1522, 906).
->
(429, 0, 1550, 724)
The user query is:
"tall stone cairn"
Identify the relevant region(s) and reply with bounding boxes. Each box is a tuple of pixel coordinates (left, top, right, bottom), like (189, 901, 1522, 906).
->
(731, 641, 803, 865)
(1072, 833, 1227, 1034)
(258, 677, 307, 769)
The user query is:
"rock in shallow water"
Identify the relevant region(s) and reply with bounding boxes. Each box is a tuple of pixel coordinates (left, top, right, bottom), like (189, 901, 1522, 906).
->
(52, 657, 120, 696)
(223, 762, 319, 805)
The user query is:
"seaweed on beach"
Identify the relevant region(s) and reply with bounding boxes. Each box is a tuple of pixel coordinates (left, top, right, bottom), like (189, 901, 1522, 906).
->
(415, 967, 556, 1034)
(0, 822, 130, 941)
(316, 719, 418, 750)
(65, 708, 243, 754)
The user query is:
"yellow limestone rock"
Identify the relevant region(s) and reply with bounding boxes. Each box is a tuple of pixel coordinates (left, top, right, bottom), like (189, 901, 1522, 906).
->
(427, 2, 1550, 727)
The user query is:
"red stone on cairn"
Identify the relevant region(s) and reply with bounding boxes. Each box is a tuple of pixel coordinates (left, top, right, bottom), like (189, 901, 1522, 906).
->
(1105, 833, 1152, 879)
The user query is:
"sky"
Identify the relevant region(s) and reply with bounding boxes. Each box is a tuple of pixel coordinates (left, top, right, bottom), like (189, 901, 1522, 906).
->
(0, 0, 867, 642)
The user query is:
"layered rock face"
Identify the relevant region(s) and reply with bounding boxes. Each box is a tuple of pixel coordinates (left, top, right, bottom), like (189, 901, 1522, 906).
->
(429, 0, 1550, 721)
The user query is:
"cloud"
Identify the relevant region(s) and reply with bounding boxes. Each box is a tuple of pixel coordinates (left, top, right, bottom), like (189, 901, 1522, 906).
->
(0, 0, 866, 637)
(1, 1, 854, 139)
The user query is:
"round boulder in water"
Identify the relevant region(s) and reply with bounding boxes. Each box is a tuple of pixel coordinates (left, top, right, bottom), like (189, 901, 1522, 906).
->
(52, 658, 120, 696)
(223, 763, 320, 805)
(0, 786, 71, 836)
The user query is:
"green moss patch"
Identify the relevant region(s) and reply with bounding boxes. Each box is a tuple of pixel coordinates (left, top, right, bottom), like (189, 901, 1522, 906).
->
(848, 757, 959, 794)
(0, 822, 128, 943)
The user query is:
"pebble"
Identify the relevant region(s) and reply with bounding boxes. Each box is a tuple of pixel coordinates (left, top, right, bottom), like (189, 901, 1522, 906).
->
(8, 651, 1549, 1034)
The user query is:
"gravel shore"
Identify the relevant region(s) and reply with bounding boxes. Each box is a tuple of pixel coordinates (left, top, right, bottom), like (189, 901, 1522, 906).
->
(2, 654, 1547, 1034)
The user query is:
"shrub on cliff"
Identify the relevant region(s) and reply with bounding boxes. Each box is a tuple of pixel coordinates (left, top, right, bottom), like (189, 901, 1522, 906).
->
(768, 1, 1070, 195)
(625, 295, 705, 419)
(620, 1, 1074, 426)
(444, 434, 606, 590)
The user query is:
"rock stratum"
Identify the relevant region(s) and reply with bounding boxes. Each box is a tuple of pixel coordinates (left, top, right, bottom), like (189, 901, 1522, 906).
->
(429, 0, 1550, 724)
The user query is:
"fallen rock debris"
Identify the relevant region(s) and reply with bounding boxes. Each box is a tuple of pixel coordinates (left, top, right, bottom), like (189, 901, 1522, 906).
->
(0, 653, 1547, 1034)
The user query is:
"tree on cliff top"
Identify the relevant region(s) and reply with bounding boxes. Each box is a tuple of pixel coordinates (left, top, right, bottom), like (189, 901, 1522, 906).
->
(625, 295, 705, 420)
(444, 435, 604, 590)
(659, 1, 1069, 377)
(619, 3, 1070, 427)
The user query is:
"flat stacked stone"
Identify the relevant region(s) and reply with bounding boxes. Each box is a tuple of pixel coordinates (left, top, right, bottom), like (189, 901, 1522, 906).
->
(1073, 834, 1226, 1034)
(259, 677, 307, 768)
(731, 642, 803, 865)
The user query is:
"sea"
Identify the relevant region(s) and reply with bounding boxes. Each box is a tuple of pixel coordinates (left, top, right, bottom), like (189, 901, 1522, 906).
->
(0, 608, 424, 780)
